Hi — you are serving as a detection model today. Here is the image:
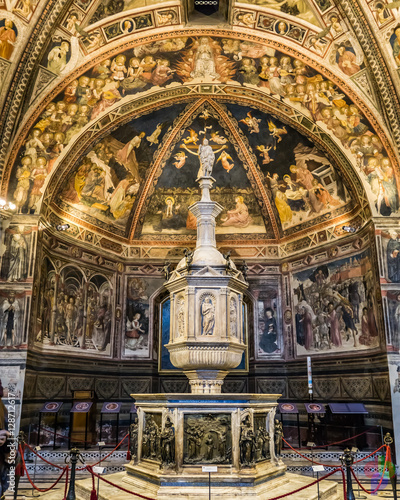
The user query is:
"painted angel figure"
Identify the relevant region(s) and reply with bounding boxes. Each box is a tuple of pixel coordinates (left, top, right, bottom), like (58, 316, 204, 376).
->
(257, 145, 274, 165)
(173, 151, 187, 169)
(183, 129, 199, 145)
(210, 131, 228, 144)
(217, 150, 234, 172)
(268, 121, 287, 149)
(240, 112, 261, 134)
(147, 123, 163, 145)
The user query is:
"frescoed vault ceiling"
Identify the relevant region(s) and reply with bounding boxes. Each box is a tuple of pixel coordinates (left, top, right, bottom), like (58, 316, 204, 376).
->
(1, 0, 400, 254)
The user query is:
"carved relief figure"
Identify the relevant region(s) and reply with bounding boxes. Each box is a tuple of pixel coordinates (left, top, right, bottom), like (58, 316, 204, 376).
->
(198, 138, 215, 177)
(255, 422, 270, 462)
(230, 298, 237, 338)
(274, 420, 283, 456)
(160, 416, 175, 466)
(184, 414, 231, 464)
(142, 414, 161, 461)
(129, 420, 138, 459)
(240, 415, 255, 466)
(201, 296, 215, 335)
(177, 296, 185, 337)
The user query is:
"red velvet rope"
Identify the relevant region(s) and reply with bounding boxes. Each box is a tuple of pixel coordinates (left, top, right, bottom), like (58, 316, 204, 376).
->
(24, 432, 128, 471)
(350, 445, 390, 495)
(76, 432, 129, 470)
(264, 468, 341, 500)
(19, 444, 68, 492)
(25, 442, 65, 469)
(283, 437, 386, 468)
(353, 444, 386, 463)
(87, 464, 341, 500)
(282, 438, 340, 467)
(86, 465, 156, 500)
(291, 426, 378, 450)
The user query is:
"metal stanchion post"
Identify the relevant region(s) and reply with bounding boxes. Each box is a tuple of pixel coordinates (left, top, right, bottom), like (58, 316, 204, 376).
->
(312, 465, 325, 500)
(352, 447, 366, 499)
(341, 448, 355, 500)
(97, 441, 105, 497)
(65, 447, 85, 500)
(384, 433, 397, 500)
(202, 465, 217, 500)
(14, 431, 25, 500)
(32, 445, 40, 498)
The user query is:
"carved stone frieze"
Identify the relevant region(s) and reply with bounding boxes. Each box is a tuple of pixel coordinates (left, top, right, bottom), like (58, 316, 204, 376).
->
(24, 373, 36, 398)
(222, 380, 247, 394)
(95, 379, 118, 399)
(68, 377, 94, 393)
(288, 379, 308, 399)
(160, 379, 189, 394)
(121, 378, 151, 397)
(314, 378, 340, 400)
(37, 375, 65, 398)
(341, 377, 372, 400)
(373, 376, 390, 401)
(257, 379, 286, 397)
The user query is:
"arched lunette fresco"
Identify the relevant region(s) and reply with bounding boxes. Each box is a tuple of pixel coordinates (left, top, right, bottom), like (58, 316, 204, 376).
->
(2, 29, 398, 200)
(37, 87, 368, 247)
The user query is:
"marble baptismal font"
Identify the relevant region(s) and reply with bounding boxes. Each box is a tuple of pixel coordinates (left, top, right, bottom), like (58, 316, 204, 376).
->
(74, 140, 339, 499)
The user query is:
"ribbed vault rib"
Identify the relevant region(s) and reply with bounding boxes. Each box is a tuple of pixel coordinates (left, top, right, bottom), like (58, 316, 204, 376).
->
(206, 99, 280, 240)
(338, 0, 400, 149)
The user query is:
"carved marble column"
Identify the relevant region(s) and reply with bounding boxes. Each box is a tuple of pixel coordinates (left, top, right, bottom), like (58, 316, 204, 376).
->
(165, 176, 248, 394)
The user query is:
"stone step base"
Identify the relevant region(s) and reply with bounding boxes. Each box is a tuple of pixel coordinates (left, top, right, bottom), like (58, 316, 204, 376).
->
(69, 471, 339, 500)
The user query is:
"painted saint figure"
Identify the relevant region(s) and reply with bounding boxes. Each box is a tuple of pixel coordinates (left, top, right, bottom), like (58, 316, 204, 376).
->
(7, 231, 28, 282)
(190, 37, 219, 80)
(47, 41, 70, 74)
(0, 293, 21, 348)
(259, 308, 278, 354)
(126, 312, 145, 350)
(0, 20, 17, 60)
(221, 196, 252, 228)
(201, 296, 215, 335)
(387, 230, 400, 282)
